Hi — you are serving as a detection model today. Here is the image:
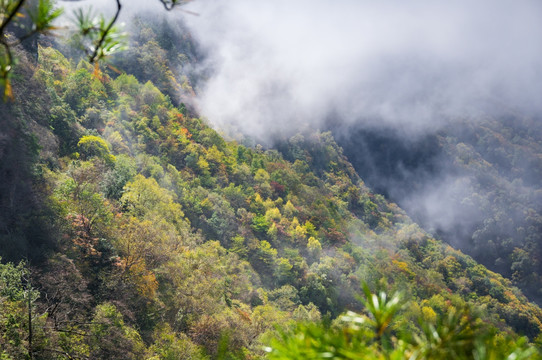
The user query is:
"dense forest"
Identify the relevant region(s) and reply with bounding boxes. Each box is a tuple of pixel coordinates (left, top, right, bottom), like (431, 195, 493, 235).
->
(336, 115, 542, 303)
(1, 1, 542, 359)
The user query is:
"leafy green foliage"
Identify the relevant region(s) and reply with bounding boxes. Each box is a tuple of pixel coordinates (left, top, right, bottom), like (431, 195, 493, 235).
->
(72, 5, 127, 62)
(0, 259, 44, 359)
(27, 0, 63, 34)
(1, 0, 63, 99)
(0, 18, 541, 360)
(77, 135, 116, 165)
(266, 287, 540, 360)
(1, 0, 192, 100)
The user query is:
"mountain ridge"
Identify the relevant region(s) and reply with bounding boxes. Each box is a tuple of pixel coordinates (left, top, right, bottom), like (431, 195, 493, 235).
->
(0, 16, 541, 359)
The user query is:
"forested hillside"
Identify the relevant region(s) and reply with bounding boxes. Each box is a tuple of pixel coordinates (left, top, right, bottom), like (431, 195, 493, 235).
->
(1, 8, 542, 360)
(337, 115, 542, 304)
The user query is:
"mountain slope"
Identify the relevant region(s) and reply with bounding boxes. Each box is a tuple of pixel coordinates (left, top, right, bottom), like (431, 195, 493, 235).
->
(1, 36, 542, 359)
(336, 114, 542, 304)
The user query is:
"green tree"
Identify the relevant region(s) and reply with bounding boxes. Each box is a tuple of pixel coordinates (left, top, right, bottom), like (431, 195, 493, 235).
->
(77, 135, 116, 165)
(89, 302, 146, 359)
(1, 0, 191, 98)
(148, 324, 208, 360)
(0, 259, 45, 359)
(120, 174, 187, 231)
(0, 0, 62, 99)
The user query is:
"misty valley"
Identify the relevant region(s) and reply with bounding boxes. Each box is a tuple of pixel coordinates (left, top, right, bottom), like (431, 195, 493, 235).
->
(1, 0, 542, 359)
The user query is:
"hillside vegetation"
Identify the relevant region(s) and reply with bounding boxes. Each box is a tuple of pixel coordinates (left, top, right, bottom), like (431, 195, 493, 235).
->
(337, 115, 542, 304)
(0, 17, 542, 359)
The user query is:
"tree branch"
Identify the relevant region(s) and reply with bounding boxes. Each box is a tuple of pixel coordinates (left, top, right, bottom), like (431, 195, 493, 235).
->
(159, 0, 176, 11)
(0, 0, 27, 35)
(88, 0, 121, 63)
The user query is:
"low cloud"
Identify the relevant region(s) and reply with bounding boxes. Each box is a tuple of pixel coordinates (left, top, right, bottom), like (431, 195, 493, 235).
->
(57, 0, 542, 256)
(184, 0, 542, 140)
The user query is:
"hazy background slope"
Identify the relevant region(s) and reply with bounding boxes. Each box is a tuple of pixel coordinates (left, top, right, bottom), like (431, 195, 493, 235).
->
(334, 116, 542, 302)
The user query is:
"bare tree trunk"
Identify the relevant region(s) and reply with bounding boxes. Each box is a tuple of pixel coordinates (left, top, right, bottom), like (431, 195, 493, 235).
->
(27, 274, 33, 360)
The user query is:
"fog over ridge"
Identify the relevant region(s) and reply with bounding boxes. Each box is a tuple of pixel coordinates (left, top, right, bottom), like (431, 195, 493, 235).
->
(54, 0, 542, 294)
(180, 0, 542, 260)
(183, 0, 542, 140)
